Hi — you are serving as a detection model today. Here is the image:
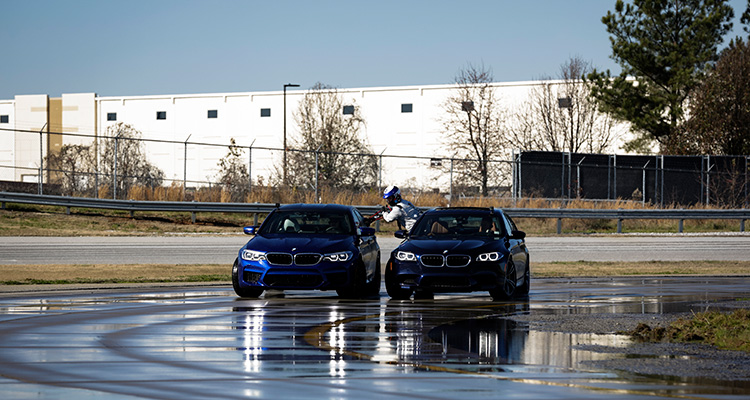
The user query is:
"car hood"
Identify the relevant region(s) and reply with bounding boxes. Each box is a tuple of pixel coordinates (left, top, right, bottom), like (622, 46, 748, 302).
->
(245, 234, 355, 254)
(397, 237, 507, 255)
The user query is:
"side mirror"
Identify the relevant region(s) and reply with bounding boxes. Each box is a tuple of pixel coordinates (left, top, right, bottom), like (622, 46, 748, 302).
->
(243, 226, 259, 235)
(394, 230, 408, 239)
(510, 230, 526, 240)
(358, 226, 376, 236)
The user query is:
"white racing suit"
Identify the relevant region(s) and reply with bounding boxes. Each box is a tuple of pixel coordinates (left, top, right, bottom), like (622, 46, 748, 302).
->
(382, 199, 421, 232)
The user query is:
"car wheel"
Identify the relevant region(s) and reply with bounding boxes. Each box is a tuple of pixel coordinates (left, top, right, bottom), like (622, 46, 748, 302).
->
(518, 262, 530, 297)
(232, 259, 264, 298)
(490, 260, 517, 301)
(385, 260, 413, 300)
(337, 260, 367, 299)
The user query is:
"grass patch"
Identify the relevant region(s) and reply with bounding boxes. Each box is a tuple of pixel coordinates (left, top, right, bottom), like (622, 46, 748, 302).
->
(2, 261, 749, 287)
(626, 310, 750, 352)
(532, 260, 750, 277)
(0, 264, 230, 285)
(3, 199, 748, 236)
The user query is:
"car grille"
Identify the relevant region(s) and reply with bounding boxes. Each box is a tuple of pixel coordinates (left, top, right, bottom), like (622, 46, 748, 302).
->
(267, 253, 293, 265)
(421, 255, 444, 267)
(294, 253, 322, 266)
(266, 252, 324, 266)
(420, 254, 471, 267)
(446, 255, 471, 267)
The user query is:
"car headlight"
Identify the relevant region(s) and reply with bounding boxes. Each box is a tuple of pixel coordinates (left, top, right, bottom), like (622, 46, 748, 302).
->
(241, 249, 266, 262)
(396, 251, 417, 261)
(323, 251, 352, 262)
(477, 252, 500, 262)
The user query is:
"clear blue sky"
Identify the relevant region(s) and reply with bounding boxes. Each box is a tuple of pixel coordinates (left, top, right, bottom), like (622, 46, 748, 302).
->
(2, 0, 748, 99)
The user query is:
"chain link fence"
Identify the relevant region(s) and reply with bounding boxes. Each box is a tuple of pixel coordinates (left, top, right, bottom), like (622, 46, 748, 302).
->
(516, 151, 750, 207)
(2, 128, 748, 207)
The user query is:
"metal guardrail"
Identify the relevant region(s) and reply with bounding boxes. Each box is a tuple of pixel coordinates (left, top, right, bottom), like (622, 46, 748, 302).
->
(1, 192, 748, 233)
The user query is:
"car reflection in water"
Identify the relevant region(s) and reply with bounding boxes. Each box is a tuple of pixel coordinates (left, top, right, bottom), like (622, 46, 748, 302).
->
(231, 298, 535, 375)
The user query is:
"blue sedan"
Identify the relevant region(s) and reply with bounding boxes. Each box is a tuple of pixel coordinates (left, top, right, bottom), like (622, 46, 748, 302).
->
(385, 207, 529, 300)
(232, 203, 381, 298)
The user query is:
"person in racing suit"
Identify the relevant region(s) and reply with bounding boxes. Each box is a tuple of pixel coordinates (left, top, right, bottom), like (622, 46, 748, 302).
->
(378, 185, 421, 232)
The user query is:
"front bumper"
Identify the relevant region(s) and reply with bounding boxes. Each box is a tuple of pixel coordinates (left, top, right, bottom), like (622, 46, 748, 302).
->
(388, 259, 506, 293)
(236, 260, 352, 290)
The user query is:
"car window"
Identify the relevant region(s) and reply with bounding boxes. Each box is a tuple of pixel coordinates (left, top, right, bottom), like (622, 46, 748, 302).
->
(505, 214, 519, 232)
(410, 213, 506, 237)
(259, 210, 354, 234)
(352, 208, 364, 226)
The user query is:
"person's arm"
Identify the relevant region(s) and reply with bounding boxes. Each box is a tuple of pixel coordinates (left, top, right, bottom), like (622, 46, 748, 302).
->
(382, 204, 402, 223)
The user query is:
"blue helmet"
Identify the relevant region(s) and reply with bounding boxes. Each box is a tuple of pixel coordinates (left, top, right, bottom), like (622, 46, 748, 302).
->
(383, 185, 401, 205)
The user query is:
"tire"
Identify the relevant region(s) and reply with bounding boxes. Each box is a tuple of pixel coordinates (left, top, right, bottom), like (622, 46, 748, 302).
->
(518, 262, 530, 297)
(337, 260, 367, 299)
(232, 259, 264, 298)
(385, 260, 413, 300)
(490, 259, 517, 301)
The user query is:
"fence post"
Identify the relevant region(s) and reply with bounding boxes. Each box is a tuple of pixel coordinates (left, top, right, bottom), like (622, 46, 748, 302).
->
(449, 158, 454, 207)
(183, 134, 191, 201)
(248, 139, 256, 197)
(314, 146, 321, 203)
(113, 136, 119, 200)
(660, 155, 665, 208)
(561, 152, 565, 202)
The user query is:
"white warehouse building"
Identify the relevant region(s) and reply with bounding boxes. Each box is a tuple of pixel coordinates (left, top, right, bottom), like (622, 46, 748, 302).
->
(0, 81, 630, 193)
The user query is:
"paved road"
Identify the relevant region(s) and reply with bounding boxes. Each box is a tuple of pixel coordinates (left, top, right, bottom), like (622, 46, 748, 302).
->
(2, 234, 750, 265)
(0, 277, 748, 399)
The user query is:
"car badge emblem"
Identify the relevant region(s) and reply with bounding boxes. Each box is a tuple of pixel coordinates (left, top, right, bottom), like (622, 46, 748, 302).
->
(443, 250, 448, 254)
(292, 247, 297, 252)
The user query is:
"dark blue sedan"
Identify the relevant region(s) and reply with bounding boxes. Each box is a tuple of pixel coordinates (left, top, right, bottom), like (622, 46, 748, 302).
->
(385, 207, 529, 300)
(232, 203, 381, 298)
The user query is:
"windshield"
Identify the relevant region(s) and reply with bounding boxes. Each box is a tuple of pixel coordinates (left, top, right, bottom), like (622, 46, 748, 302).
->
(410, 213, 506, 238)
(259, 210, 354, 235)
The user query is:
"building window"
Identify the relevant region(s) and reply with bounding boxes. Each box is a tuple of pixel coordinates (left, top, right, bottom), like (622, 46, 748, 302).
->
(107, 112, 117, 121)
(401, 103, 413, 113)
(207, 110, 218, 119)
(0, 115, 8, 123)
(260, 108, 271, 117)
(156, 111, 167, 120)
(343, 105, 355, 115)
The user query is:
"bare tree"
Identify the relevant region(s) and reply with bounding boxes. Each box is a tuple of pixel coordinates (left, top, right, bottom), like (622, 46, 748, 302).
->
(440, 64, 507, 196)
(214, 138, 249, 202)
(45, 144, 96, 196)
(98, 123, 164, 198)
(287, 82, 378, 191)
(509, 56, 622, 154)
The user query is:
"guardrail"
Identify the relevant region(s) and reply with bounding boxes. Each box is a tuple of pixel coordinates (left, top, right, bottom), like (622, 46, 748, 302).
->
(1, 192, 748, 233)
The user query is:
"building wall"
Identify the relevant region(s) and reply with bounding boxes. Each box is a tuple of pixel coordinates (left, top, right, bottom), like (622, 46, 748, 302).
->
(0, 100, 15, 181)
(4, 81, 633, 191)
(13, 95, 49, 182)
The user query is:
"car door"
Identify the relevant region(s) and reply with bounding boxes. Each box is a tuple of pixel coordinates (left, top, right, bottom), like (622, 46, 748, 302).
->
(352, 209, 378, 272)
(501, 213, 527, 282)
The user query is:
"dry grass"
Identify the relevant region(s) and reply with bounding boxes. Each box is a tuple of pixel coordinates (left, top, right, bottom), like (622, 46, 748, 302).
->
(0, 264, 230, 284)
(2, 186, 746, 236)
(2, 261, 749, 285)
(533, 260, 750, 277)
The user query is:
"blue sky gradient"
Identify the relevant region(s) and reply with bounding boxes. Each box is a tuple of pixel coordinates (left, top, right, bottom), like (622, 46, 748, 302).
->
(2, 0, 748, 98)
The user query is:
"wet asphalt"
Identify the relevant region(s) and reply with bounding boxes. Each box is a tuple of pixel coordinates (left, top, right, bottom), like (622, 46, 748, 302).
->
(1, 277, 749, 399)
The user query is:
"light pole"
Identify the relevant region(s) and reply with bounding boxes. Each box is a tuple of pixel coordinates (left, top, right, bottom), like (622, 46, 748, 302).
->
(283, 83, 300, 184)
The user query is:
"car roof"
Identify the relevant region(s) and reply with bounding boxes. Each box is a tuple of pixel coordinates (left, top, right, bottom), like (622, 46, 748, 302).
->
(276, 203, 354, 212)
(424, 207, 503, 216)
